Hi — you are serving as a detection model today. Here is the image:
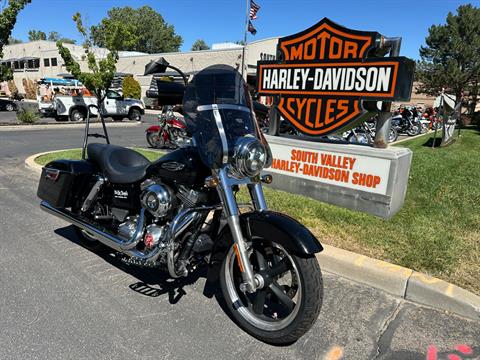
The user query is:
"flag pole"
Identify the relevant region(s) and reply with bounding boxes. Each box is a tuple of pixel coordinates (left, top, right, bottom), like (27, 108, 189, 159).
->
(241, 0, 251, 78)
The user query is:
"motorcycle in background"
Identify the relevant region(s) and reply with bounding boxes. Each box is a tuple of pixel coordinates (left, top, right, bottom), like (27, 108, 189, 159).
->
(423, 107, 442, 131)
(391, 106, 422, 136)
(343, 117, 398, 144)
(146, 105, 191, 149)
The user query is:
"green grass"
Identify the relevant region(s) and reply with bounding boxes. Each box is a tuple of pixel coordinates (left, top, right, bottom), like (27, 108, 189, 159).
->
(35, 148, 164, 166)
(35, 132, 480, 294)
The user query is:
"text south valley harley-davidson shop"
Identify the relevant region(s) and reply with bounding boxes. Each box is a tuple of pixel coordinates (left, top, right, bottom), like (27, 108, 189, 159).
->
(268, 146, 391, 194)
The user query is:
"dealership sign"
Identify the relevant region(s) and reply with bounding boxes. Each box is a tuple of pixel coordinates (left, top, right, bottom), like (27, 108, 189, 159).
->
(257, 18, 415, 136)
(264, 135, 413, 219)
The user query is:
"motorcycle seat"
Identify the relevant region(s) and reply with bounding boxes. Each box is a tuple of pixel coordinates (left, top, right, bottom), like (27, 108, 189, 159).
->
(87, 143, 150, 184)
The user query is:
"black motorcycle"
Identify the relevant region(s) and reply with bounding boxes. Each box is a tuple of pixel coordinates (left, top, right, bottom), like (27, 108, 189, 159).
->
(391, 107, 422, 136)
(37, 61, 324, 345)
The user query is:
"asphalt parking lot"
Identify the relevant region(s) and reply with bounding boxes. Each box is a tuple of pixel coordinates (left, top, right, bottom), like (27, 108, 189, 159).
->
(0, 124, 478, 359)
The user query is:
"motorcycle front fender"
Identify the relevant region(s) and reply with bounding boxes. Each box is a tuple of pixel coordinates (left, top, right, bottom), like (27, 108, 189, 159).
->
(240, 211, 323, 255)
(204, 210, 323, 296)
(146, 125, 160, 133)
(214, 211, 323, 256)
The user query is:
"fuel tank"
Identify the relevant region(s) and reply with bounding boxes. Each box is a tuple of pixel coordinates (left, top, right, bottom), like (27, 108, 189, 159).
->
(146, 147, 211, 187)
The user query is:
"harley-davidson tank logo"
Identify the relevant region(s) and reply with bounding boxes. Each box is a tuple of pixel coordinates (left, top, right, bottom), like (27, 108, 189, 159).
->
(256, 18, 415, 136)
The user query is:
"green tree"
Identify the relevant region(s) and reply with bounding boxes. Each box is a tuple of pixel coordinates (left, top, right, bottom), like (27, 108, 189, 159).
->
(91, 6, 182, 53)
(57, 13, 135, 116)
(0, 0, 31, 81)
(417, 4, 480, 113)
(47, 31, 60, 41)
(28, 29, 46, 41)
(122, 76, 141, 99)
(48, 31, 76, 44)
(8, 36, 21, 44)
(191, 39, 209, 51)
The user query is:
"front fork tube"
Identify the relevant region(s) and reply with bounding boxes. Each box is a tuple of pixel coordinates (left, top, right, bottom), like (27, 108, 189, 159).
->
(217, 169, 267, 293)
(248, 183, 267, 211)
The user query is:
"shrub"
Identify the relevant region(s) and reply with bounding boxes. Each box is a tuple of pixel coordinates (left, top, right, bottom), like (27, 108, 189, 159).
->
(17, 108, 39, 123)
(7, 80, 18, 97)
(21, 78, 38, 100)
(122, 76, 141, 99)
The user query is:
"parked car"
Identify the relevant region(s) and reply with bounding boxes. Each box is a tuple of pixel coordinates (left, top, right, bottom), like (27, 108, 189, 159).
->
(37, 78, 145, 122)
(0, 98, 17, 112)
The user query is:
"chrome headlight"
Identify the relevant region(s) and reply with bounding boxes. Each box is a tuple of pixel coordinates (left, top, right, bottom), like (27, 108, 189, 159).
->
(231, 136, 267, 178)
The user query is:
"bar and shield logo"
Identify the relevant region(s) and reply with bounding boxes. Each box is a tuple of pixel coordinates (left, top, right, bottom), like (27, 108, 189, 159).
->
(256, 18, 415, 136)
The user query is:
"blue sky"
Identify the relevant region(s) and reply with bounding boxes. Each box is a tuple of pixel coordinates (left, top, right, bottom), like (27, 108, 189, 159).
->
(10, 0, 479, 59)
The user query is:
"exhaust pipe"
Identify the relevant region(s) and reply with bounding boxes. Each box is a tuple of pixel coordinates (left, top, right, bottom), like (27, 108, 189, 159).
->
(41, 200, 145, 253)
(40, 200, 200, 263)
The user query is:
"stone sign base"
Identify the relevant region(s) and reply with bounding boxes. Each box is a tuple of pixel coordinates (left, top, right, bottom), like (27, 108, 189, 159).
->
(264, 135, 412, 219)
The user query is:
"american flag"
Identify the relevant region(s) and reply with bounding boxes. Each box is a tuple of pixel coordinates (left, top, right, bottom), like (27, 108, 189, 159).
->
(248, 20, 257, 35)
(249, 0, 260, 20)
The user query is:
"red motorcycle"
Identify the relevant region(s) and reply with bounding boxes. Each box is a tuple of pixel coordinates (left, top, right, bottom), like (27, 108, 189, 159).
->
(146, 105, 190, 149)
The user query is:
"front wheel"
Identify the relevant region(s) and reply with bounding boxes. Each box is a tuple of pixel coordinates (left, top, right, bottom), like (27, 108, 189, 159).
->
(407, 123, 421, 136)
(388, 128, 399, 143)
(146, 132, 164, 148)
(219, 239, 323, 345)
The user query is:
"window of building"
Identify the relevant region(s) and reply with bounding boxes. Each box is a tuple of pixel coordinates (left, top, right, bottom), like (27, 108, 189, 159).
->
(44, 58, 50, 67)
(51, 57, 58, 66)
(25, 58, 40, 70)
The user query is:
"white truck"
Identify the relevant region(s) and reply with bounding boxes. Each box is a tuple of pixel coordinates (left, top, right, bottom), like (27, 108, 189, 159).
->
(38, 84, 145, 122)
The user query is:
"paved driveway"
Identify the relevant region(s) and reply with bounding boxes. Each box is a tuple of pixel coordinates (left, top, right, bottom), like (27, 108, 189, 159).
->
(0, 125, 478, 359)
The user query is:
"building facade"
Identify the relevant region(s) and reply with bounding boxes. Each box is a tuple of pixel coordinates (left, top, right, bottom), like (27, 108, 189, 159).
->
(0, 38, 279, 98)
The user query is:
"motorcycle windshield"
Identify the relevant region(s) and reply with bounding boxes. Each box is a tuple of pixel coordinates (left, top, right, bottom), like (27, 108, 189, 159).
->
(183, 65, 271, 169)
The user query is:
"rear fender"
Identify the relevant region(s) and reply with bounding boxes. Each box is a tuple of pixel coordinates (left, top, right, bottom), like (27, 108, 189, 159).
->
(69, 105, 87, 116)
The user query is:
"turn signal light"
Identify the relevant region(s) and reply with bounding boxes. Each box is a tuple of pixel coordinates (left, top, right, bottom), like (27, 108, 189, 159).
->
(261, 174, 273, 184)
(204, 176, 219, 188)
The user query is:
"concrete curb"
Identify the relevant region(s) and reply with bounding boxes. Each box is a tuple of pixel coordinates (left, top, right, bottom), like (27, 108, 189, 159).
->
(317, 245, 479, 321)
(25, 150, 480, 322)
(0, 122, 141, 132)
(394, 130, 434, 144)
(25, 149, 71, 175)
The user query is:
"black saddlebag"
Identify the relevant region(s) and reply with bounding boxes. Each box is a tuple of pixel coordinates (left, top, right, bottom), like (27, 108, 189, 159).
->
(37, 160, 95, 208)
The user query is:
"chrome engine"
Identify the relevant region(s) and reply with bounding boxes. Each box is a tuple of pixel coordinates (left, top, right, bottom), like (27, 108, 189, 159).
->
(117, 216, 139, 240)
(140, 183, 175, 218)
(144, 223, 168, 249)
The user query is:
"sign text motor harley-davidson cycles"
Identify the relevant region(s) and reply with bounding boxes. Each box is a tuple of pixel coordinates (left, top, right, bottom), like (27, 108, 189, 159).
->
(257, 18, 415, 135)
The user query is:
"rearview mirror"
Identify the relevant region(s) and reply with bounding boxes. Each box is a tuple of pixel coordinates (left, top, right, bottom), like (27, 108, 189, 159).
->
(144, 58, 170, 76)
